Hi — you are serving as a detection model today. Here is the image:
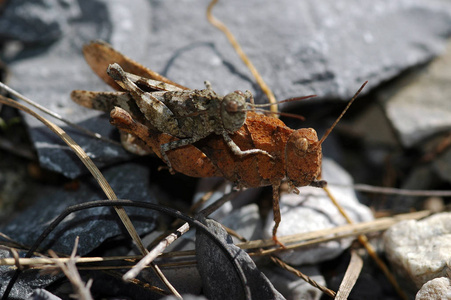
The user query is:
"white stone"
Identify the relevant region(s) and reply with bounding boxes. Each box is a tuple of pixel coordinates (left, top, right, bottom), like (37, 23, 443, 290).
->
(384, 212, 451, 288)
(264, 158, 374, 265)
(416, 277, 451, 300)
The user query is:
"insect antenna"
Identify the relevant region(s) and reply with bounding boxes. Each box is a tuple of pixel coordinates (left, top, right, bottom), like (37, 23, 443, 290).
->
(317, 81, 368, 147)
(243, 94, 316, 121)
(249, 94, 316, 108)
(242, 108, 306, 121)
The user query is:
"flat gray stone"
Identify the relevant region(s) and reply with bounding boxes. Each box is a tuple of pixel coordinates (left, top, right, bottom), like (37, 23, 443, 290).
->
(434, 145, 451, 183)
(141, 0, 451, 102)
(380, 40, 451, 147)
(0, 250, 59, 299)
(384, 212, 451, 289)
(0, 0, 79, 43)
(27, 289, 62, 300)
(2, 0, 151, 178)
(3, 0, 451, 176)
(0, 162, 158, 256)
(263, 158, 373, 265)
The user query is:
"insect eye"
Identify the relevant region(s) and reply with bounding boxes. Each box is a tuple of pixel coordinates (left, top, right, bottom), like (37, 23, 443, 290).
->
(296, 137, 309, 153)
(234, 90, 244, 96)
(226, 100, 238, 112)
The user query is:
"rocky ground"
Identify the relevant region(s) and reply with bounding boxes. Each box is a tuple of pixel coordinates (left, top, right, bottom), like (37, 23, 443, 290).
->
(1, 1, 451, 299)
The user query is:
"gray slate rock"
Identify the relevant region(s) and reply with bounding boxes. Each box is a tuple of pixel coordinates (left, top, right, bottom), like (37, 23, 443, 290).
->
(27, 289, 62, 300)
(434, 145, 451, 183)
(263, 158, 373, 265)
(379, 40, 451, 147)
(2, 0, 151, 178)
(3, 0, 451, 176)
(141, 0, 451, 102)
(0, 250, 59, 299)
(0, 162, 158, 256)
(196, 219, 285, 300)
(0, 0, 80, 43)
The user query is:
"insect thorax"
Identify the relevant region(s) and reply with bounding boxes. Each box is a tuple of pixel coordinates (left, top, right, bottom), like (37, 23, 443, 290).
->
(162, 88, 222, 138)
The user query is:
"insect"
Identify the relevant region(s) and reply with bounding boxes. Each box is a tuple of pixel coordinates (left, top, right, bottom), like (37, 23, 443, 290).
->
(72, 40, 366, 245)
(105, 62, 274, 173)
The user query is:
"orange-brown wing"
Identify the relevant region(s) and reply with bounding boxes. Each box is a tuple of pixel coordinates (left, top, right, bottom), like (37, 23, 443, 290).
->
(242, 112, 293, 184)
(82, 40, 189, 91)
(196, 112, 293, 188)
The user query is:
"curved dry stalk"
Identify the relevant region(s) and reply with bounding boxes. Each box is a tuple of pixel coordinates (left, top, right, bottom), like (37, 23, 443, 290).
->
(323, 186, 408, 300)
(206, 0, 278, 115)
(335, 250, 363, 299)
(47, 237, 93, 300)
(329, 182, 451, 197)
(150, 263, 182, 299)
(0, 81, 120, 146)
(238, 210, 430, 251)
(270, 256, 336, 298)
(123, 223, 190, 282)
(0, 92, 147, 256)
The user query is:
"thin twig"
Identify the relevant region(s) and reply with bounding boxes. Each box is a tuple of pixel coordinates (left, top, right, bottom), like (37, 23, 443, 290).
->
(123, 223, 190, 282)
(0, 81, 120, 146)
(189, 179, 227, 214)
(329, 182, 451, 197)
(47, 237, 94, 300)
(206, 0, 278, 115)
(0, 92, 147, 256)
(323, 186, 408, 300)
(149, 263, 182, 299)
(238, 210, 430, 251)
(335, 250, 363, 299)
(271, 256, 336, 298)
(1, 210, 430, 270)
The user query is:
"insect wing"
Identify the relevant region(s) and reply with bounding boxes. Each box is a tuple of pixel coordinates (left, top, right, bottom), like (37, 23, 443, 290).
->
(83, 40, 189, 91)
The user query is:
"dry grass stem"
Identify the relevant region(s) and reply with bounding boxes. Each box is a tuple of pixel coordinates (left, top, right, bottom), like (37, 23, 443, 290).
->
(189, 179, 227, 214)
(270, 256, 336, 298)
(103, 270, 170, 296)
(335, 250, 363, 299)
(206, 0, 278, 114)
(239, 210, 430, 251)
(149, 263, 182, 299)
(0, 81, 119, 146)
(330, 182, 451, 197)
(0, 89, 147, 256)
(123, 223, 190, 282)
(47, 237, 93, 300)
(323, 186, 408, 300)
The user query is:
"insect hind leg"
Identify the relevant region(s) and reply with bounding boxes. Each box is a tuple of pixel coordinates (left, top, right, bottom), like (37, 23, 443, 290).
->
(108, 63, 181, 137)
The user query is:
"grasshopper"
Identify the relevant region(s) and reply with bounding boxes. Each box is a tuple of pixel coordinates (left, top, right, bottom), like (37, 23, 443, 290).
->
(72, 41, 366, 245)
(104, 62, 273, 173)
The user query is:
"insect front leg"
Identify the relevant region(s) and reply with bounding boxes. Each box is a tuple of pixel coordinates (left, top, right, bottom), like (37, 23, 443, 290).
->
(222, 133, 273, 158)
